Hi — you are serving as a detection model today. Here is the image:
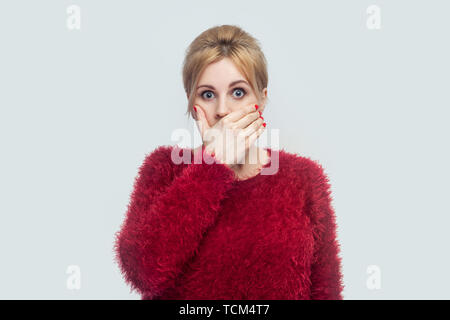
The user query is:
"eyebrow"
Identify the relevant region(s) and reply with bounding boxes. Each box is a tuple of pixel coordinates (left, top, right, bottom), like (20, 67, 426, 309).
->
(196, 80, 249, 90)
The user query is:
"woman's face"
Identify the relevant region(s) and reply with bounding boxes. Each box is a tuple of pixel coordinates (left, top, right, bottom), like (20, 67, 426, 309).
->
(191, 57, 267, 127)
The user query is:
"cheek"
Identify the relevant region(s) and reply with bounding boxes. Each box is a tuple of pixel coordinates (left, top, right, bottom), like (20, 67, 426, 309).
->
(204, 111, 214, 123)
(195, 105, 213, 121)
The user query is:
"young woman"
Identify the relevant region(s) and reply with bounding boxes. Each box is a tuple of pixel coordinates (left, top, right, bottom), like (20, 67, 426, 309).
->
(114, 24, 344, 300)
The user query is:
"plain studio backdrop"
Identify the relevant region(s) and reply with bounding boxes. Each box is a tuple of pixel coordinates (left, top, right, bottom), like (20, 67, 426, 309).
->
(0, 0, 449, 299)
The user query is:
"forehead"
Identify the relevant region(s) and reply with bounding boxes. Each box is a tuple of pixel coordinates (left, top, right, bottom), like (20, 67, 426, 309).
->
(198, 58, 247, 86)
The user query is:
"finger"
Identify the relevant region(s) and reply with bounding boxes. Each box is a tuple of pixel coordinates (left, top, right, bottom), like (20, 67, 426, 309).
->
(247, 120, 266, 147)
(234, 109, 261, 130)
(242, 117, 264, 138)
(223, 103, 258, 123)
(194, 105, 210, 138)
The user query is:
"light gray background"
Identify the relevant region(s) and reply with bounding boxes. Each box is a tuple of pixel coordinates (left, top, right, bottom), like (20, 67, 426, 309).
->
(0, 0, 449, 299)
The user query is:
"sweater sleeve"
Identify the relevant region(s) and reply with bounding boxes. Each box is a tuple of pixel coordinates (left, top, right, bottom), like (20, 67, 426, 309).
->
(113, 145, 236, 299)
(306, 160, 344, 300)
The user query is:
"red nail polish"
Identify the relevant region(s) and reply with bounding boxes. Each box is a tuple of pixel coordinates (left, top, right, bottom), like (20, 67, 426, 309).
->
(260, 116, 264, 120)
(263, 122, 266, 127)
(258, 111, 262, 116)
(255, 104, 259, 110)
(193, 106, 197, 112)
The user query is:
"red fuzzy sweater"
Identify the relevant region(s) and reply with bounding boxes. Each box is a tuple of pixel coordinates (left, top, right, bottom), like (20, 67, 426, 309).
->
(114, 145, 344, 300)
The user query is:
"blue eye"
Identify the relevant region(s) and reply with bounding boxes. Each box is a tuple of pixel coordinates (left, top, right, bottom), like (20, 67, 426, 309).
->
(199, 87, 247, 100)
(201, 90, 215, 99)
(232, 88, 246, 98)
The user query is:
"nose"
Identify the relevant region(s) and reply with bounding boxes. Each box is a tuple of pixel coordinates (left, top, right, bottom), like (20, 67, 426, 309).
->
(215, 97, 231, 120)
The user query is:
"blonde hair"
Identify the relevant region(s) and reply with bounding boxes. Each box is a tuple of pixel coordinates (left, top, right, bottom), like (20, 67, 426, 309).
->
(182, 24, 269, 120)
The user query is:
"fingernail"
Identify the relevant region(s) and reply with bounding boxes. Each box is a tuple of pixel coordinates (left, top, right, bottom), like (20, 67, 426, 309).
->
(258, 111, 262, 116)
(193, 106, 197, 112)
(263, 122, 266, 127)
(260, 116, 264, 120)
(255, 104, 259, 110)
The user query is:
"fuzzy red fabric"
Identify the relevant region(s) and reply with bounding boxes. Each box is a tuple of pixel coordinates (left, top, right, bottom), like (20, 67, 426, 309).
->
(114, 145, 344, 300)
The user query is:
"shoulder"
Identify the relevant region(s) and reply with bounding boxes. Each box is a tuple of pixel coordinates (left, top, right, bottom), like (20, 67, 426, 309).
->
(142, 144, 177, 164)
(279, 149, 335, 221)
(277, 148, 329, 189)
(277, 149, 333, 211)
(137, 144, 188, 187)
(141, 144, 192, 169)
